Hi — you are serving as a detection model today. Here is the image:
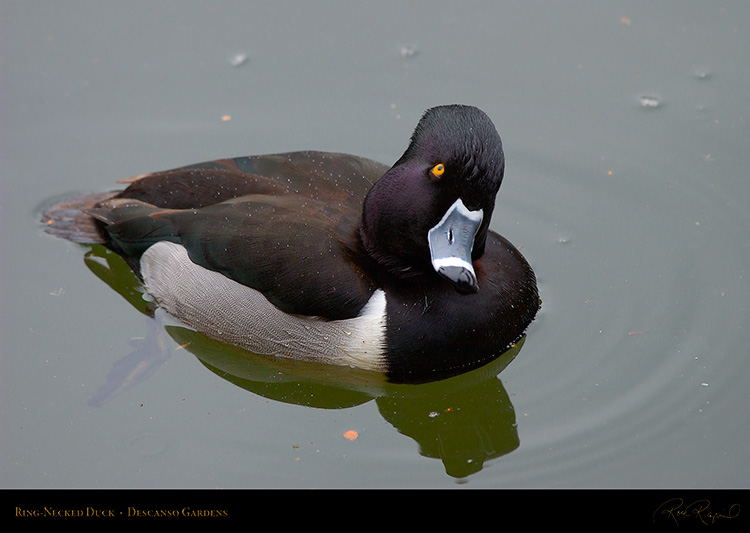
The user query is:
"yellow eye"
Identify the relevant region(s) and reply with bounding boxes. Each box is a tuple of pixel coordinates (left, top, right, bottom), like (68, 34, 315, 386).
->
(431, 163, 445, 178)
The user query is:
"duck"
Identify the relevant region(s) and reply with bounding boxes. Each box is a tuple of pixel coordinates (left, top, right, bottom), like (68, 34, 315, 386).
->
(43, 104, 538, 383)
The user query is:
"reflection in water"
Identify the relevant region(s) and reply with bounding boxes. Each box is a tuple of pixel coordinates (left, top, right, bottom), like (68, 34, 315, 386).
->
(375, 366, 519, 478)
(172, 325, 523, 478)
(83, 245, 170, 406)
(79, 244, 525, 478)
(86, 319, 171, 407)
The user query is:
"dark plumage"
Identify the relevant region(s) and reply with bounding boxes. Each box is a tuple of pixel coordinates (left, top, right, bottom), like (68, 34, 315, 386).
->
(43, 105, 538, 382)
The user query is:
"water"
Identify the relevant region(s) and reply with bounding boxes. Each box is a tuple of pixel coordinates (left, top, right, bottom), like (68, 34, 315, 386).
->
(2, 1, 749, 489)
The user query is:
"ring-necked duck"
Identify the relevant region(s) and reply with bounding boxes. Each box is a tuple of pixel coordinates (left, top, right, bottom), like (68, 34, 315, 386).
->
(44, 105, 538, 383)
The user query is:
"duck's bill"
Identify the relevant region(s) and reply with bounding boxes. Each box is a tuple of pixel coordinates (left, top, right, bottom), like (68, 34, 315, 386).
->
(428, 198, 483, 294)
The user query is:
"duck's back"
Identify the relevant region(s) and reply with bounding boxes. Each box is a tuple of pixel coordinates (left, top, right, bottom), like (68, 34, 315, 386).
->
(116, 151, 387, 210)
(44, 151, 387, 243)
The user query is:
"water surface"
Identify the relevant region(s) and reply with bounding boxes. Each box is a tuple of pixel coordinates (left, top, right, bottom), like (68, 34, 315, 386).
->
(2, 1, 749, 488)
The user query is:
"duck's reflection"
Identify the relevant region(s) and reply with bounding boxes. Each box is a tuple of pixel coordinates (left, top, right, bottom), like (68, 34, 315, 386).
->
(82, 244, 524, 478)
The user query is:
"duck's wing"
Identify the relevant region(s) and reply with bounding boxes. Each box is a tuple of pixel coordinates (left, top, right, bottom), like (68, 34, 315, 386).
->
(44, 151, 386, 319)
(94, 192, 376, 321)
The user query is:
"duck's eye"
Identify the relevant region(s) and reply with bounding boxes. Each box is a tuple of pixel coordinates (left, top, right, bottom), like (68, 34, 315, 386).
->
(430, 163, 445, 179)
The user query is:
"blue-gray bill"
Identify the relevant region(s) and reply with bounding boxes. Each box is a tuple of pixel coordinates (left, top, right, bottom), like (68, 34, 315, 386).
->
(427, 198, 483, 294)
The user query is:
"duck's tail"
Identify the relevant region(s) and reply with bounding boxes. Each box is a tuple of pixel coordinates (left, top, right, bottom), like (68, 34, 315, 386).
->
(41, 192, 118, 244)
(43, 192, 184, 275)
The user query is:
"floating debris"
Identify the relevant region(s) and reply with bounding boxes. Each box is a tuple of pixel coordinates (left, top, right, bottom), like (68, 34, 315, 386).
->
(399, 45, 418, 58)
(640, 95, 661, 108)
(693, 68, 711, 80)
(229, 53, 248, 67)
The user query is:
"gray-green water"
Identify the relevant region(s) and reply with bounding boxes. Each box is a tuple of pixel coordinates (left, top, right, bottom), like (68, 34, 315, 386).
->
(3, 1, 749, 488)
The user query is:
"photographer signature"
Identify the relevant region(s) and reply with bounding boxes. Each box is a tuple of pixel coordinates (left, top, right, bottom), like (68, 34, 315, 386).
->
(653, 498, 740, 526)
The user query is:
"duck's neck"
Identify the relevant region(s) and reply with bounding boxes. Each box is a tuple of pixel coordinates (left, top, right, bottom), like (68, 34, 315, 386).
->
(359, 178, 434, 280)
(358, 223, 425, 280)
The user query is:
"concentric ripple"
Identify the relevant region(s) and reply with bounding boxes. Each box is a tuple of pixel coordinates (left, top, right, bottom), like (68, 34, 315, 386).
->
(479, 144, 750, 486)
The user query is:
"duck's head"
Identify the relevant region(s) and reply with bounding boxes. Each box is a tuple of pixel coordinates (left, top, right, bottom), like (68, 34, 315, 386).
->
(361, 104, 505, 294)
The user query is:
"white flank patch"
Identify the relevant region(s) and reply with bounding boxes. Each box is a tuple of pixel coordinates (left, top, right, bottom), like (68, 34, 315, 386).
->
(140, 241, 388, 372)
